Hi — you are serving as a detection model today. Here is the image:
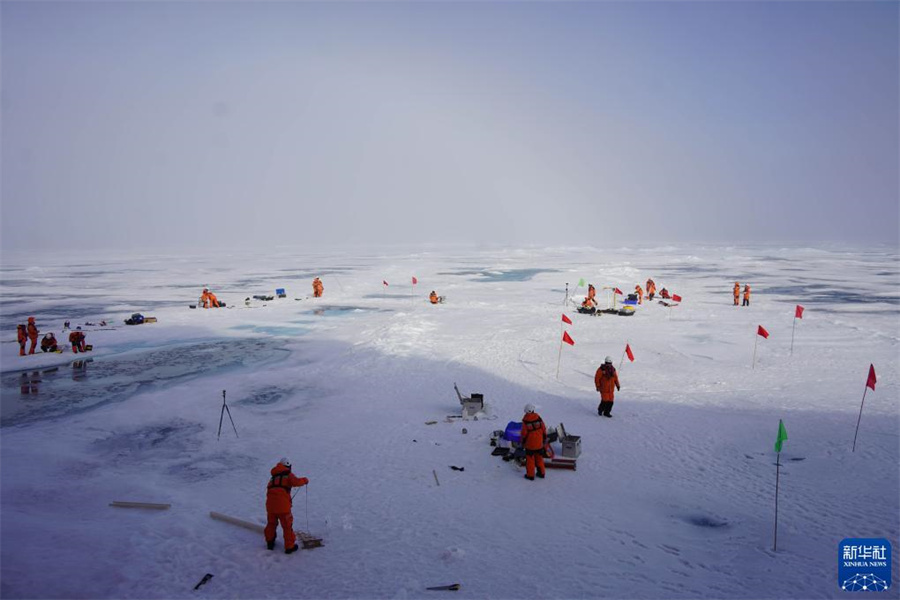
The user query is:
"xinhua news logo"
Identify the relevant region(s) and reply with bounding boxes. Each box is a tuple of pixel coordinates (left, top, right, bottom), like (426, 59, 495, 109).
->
(839, 539, 891, 592)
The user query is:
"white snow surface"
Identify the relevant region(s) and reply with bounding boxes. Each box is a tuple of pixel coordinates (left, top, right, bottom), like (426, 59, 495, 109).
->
(1, 245, 898, 599)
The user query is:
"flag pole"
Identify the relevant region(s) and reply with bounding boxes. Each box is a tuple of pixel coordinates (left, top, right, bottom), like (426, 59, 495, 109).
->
(619, 341, 627, 371)
(773, 451, 781, 551)
(852, 385, 870, 453)
(564, 283, 569, 307)
(752, 334, 759, 369)
(556, 337, 564, 380)
(790, 316, 796, 356)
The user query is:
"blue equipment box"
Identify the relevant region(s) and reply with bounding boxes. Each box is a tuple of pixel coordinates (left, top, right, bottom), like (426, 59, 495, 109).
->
(503, 421, 523, 444)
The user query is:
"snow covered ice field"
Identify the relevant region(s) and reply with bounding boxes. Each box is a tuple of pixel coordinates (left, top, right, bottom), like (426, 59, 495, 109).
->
(1, 244, 898, 599)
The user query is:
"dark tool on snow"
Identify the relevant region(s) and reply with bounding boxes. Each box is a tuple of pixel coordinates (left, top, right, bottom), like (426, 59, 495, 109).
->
(426, 584, 460, 591)
(216, 390, 238, 440)
(449, 466, 465, 471)
(193, 573, 213, 590)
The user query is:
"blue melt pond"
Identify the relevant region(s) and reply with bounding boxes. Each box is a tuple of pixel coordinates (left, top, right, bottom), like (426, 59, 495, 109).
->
(442, 268, 559, 282)
(230, 324, 308, 336)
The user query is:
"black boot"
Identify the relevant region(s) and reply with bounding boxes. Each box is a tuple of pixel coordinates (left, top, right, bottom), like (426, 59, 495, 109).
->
(267, 540, 275, 551)
(604, 413, 613, 418)
(285, 544, 299, 554)
(524, 474, 535, 481)
(536, 471, 545, 479)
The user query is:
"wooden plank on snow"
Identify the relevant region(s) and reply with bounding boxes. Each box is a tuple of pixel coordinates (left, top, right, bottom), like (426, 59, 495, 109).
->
(109, 501, 171, 510)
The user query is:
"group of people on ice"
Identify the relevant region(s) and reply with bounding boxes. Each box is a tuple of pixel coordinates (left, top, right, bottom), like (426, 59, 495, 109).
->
(195, 278, 452, 312)
(517, 354, 621, 483)
(734, 282, 751, 306)
(15, 317, 40, 356)
(259, 344, 624, 552)
(580, 278, 671, 313)
(579, 278, 751, 311)
(16, 317, 88, 356)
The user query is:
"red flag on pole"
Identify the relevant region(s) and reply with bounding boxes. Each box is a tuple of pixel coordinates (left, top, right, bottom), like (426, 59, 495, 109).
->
(866, 364, 877, 390)
(625, 344, 634, 362)
(562, 314, 572, 325)
(672, 294, 682, 302)
(757, 325, 769, 339)
(614, 288, 623, 295)
(383, 280, 389, 287)
(795, 305, 804, 319)
(412, 277, 418, 285)
(562, 331, 575, 346)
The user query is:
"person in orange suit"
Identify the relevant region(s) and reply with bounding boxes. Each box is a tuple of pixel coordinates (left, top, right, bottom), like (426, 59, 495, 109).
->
(265, 458, 309, 554)
(41, 333, 58, 353)
(26, 317, 39, 355)
(430, 291, 439, 305)
(594, 356, 621, 418)
(17, 324, 28, 356)
(646, 279, 656, 301)
(581, 284, 598, 313)
(660, 287, 670, 300)
(312, 278, 323, 298)
(69, 327, 86, 353)
(200, 288, 221, 308)
(742, 284, 751, 307)
(521, 404, 547, 481)
(634, 285, 643, 305)
(733, 282, 740, 306)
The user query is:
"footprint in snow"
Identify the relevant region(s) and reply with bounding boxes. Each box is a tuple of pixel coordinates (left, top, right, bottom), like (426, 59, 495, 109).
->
(441, 546, 465, 562)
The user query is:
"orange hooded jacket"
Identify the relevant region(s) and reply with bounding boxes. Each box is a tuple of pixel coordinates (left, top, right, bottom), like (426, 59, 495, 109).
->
(266, 463, 309, 515)
(594, 364, 620, 401)
(521, 412, 546, 451)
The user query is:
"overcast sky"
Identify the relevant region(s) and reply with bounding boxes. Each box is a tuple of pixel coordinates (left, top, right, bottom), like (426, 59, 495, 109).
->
(2, 1, 898, 253)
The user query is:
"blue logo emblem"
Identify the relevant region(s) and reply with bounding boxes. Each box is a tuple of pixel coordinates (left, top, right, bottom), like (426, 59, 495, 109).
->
(839, 538, 891, 592)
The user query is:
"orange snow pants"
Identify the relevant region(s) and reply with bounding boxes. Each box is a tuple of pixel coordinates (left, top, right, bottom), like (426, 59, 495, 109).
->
(265, 512, 296, 550)
(525, 448, 545, 478)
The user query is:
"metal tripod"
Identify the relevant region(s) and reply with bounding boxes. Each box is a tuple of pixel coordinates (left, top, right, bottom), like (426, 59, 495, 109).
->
(217, 390, 238, 440)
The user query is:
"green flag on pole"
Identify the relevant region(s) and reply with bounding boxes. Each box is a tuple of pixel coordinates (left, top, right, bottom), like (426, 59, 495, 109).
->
(774, 419, 788, 453)
(577, 278, 585, 287)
